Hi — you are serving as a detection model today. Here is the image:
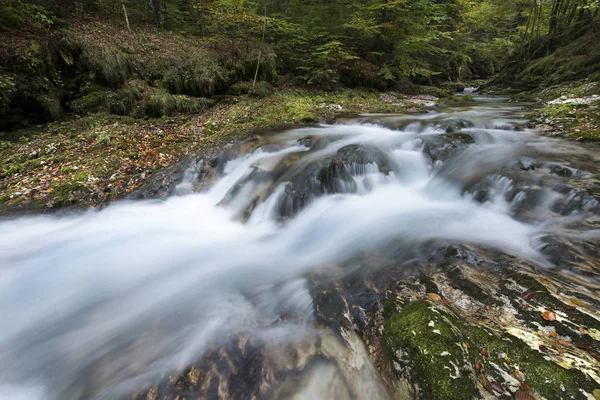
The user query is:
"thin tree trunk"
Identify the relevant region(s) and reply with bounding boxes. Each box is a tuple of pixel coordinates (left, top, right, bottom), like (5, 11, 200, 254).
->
(121, 0, 131, 31)
(252, 2, 268, 90)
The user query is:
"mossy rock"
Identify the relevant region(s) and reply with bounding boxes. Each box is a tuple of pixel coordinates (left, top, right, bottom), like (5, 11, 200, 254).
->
(385, 300, 479, 400)
(463, 324, 598, 400)
(385, 299, 599, 400)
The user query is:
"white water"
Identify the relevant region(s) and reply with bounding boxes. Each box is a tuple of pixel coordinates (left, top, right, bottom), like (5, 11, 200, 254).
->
(0, 98, 598, 399)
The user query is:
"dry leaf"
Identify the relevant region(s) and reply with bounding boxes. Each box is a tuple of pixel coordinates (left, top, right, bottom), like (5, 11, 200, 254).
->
(557, 339, 572, 348)
(475, 358, 483, 372)
(480, 347, 489, 358)
(550, 331, 557, 338)
(575, 343, 592, 351)
(491, 380, 504, 394)
(511, 369, 526, 383)
(479, 373, 491, 392)
(427, 293, 441, 301)
(542, 311, 557, 321)
(516, 390, 536, 400)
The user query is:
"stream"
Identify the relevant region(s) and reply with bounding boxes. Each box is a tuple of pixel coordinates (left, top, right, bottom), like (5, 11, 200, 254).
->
(1, 95, 599, 399)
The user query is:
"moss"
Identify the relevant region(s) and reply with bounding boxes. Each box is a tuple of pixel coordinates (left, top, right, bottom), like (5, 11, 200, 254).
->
(70, 92, 106, 114)
(444, 94, 474, 104)
(49, 180, 88, 205)
(250, 81, 275, 99)
(80, 44, 133, 87)
(385, 296, 599, 400)
(228, 82, 252, 95)
(535, 100, 600, 141)
(0, 6, 24, 30)
(385, 301, 478, 400)
(159, 54, 226, 97)
(463, 324, 597, 399)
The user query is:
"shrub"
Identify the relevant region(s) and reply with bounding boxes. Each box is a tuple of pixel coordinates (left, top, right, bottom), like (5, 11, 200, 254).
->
(249, 81, 274, 98)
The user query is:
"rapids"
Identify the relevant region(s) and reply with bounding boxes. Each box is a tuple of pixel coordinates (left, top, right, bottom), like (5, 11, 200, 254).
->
(1, 95, 599, 399)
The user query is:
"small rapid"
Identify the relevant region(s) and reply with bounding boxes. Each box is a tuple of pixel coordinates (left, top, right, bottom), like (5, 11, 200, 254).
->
(1, 95, 599, 399)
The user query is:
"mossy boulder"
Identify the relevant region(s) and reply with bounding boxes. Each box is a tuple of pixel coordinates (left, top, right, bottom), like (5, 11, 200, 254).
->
(385, 300, 479, 400)
(385, 298, 599, 400)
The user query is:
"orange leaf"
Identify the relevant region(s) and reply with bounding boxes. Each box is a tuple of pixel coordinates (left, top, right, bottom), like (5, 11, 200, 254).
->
(427, 293, 441, 301)
(542, 311, 557, 321)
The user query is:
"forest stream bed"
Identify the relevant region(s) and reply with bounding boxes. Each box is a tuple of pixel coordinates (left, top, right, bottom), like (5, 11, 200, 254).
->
(1, 93, 600, 400)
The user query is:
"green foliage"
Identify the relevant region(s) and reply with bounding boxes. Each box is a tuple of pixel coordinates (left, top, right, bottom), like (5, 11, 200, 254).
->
(0, 74, 17, 111)
(249, 81, 274, 98)
(71, 81, 215, 118)
(0, 6, 24, 29)
(80, 44, 132, 87)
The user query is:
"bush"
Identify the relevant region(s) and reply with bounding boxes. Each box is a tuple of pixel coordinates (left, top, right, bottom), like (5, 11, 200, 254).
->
(249, 81, 274, 98)
(0, 6, 24, 30)
(70, 81, 215, 118)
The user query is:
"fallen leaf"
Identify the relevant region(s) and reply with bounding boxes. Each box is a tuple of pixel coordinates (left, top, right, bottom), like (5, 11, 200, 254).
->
(563, 303, 576, 310)
(575, 343, 593, 351)
(511, 369, 526, 383)
(479, 373, 492, 392)
(557, 339, 572, 348)
(539, 345, 550, 353)
(491, 380, 504, 394)
(580, 327, 586, 335)
(427, 293, 441, 301)
(475, 358, 483, 372)
(516, 390, 536, 400)
(480, 347, 489, 358)
(550, 332, 557, 338)
(542, 311, 557, 321)
(521, 291, 533, 300)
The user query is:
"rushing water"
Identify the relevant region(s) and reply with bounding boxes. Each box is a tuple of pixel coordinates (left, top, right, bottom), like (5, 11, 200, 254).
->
(1, 95, 599, 399)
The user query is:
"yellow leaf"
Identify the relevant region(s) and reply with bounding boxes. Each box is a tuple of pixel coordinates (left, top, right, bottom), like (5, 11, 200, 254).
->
(427, 293, 442, 301)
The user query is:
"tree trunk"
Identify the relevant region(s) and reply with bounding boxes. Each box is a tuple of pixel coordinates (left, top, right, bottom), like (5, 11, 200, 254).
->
(148, 0, 163, 27)
(121, 0, 131, 31)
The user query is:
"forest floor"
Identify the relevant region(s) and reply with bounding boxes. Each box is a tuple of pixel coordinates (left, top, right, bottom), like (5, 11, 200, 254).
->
(0, 89, 443, 213)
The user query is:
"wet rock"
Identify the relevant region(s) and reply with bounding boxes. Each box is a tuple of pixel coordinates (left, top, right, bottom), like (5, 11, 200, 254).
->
(440, 119, 473, 133)
(385, 300, 479, 400)
(277, 144, 391, 217)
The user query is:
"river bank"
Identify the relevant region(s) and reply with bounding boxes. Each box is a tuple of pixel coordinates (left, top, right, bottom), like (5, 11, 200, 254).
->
(483, 79, 600, 142)
(0, 88, 450, 214)
(2, 95, 599, 400)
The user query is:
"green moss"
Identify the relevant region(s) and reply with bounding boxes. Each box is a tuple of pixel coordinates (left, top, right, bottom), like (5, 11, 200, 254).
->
(444, 94, 474, 103)
(535, 100, 600, 141)
(464, 324, 596, 399)
(50, 180, 88, 205)
(73, 171, 89, 182)
(80, 44, 133, 87)
(70, 92, 106, 114)
(0, 6, 24, 29)
(250, 81, 275, 98)
(385, 301, 478, 400)
(385, 296, 599, 400)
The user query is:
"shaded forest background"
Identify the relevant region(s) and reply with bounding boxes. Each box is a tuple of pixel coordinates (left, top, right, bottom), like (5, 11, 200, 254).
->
(0, 0, 599, 130)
